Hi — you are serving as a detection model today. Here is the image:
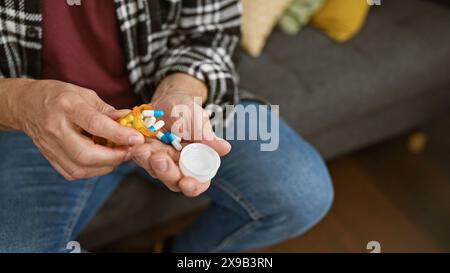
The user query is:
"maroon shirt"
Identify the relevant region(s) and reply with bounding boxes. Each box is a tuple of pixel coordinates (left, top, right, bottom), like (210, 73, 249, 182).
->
(41, 0, 138, 109)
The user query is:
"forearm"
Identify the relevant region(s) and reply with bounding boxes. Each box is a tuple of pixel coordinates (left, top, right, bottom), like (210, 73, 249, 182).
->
(0, 78, 34, 131)
(153, 73, 208, 104)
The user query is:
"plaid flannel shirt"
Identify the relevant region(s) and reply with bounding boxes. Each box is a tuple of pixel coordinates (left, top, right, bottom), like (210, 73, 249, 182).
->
(0, 0, 242, 109)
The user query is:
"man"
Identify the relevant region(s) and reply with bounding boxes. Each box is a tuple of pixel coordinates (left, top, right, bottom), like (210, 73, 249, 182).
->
(0, 0, 333, 252)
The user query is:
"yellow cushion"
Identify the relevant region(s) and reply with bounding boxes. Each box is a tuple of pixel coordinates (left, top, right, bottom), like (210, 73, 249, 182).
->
(311, 0, 370, 43)
(241, 0, 293, 57)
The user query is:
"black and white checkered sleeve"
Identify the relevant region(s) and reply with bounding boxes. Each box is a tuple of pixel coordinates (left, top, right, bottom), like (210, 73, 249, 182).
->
(155, 0, 242, 105)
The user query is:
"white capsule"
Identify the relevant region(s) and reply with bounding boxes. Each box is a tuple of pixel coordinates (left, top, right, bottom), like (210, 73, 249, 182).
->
(143, 117, 156, 128)
(142, 110, 165, 118)
(148, 120, 165, 132)
(165, 132, 183, 151)
(155, 131, 183, 151)
(170, 133, 183, 151)
(171, 139, 183, 151)
(173, 133, 182, 142)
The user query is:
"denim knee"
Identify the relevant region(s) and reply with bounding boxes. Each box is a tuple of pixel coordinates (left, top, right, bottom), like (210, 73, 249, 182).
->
(282, 181, 333, 238)
(254, 147, 334, 241)
(260, 175, 334, 241)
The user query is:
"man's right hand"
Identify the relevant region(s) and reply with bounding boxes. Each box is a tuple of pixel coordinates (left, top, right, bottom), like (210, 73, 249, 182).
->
(0, 79, 144, 180)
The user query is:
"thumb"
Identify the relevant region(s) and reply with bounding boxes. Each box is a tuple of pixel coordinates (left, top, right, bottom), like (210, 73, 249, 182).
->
(200, 124, 231, 157)
(78, 87, 131, 121)
(104, 109, 132, 120)
(78, 87, 117, 114)
(76, 88, 145, 146)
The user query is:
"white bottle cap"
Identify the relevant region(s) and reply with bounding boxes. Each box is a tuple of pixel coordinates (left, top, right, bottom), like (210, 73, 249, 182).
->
(179, 143, 221, 183)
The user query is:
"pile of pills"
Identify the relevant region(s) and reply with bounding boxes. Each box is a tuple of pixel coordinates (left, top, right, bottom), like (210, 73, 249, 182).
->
(141, 108, 222, 183)
(114, 105, 222, 183)
(141, 109, 183, 151)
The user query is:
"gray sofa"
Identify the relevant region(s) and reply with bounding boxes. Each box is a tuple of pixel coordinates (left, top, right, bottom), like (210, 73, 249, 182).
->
(78, 0, 450, 250)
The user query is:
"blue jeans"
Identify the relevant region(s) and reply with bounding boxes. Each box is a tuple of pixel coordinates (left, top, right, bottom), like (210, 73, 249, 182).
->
(0, 101, 333, 252)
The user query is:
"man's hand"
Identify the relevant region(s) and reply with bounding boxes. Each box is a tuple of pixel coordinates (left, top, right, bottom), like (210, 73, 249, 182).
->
(0, 79, 144, 180)
(131, 73, 231, 197)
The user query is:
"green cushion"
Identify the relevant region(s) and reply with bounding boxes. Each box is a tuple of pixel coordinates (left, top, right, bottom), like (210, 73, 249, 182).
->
(278, 0, 325, 35)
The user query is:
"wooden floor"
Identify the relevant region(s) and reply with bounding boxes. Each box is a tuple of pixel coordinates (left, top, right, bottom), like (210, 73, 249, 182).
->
(101, 113, 450, 253)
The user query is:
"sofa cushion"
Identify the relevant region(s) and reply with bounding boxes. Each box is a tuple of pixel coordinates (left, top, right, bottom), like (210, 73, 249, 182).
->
(311, 0, 370, 42)
(241, 0, 293, 57)
(237, 0, 450, 138)
(278, 0, 325, 36)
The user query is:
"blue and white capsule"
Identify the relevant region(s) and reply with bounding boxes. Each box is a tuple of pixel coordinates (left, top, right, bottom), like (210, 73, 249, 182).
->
(142, 110, 165, 118)
(143, 116, 156, 128)
(148, 120, 165, 132)
(156, 131, 183, 151)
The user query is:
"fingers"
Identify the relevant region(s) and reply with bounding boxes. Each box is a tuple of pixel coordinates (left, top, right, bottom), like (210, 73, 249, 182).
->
(139, 149, 211, 196)
(36, 140, 119, 181)
(200, 127, 232, 156)
(131, 139, 180, 164)
(170, 107, 231, 156)
(131, 143, 157, 178)
(151, 94, 231, 157)
(46, 124, 130, 173)
(145, 138, 180, 160)
(104, 109, 132, 120)
(77, 87, 116, 114)
(70, 103, 144, 146)
(179, 177, 211, 197)
(150, 152, 183, 192)
(192, 107, 231, 156)
(66, 133, 132, 167)
(131, 140, 180, 181)
(76, 88, 132, 123)
(33, 87, 138, 180)
(201, 138, 231, 157)
(37, 144, 73, 179)
(189, 117, 231, 156)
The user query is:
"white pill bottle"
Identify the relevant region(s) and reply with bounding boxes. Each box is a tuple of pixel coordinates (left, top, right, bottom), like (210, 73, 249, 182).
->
(179, 143, 221, 183)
